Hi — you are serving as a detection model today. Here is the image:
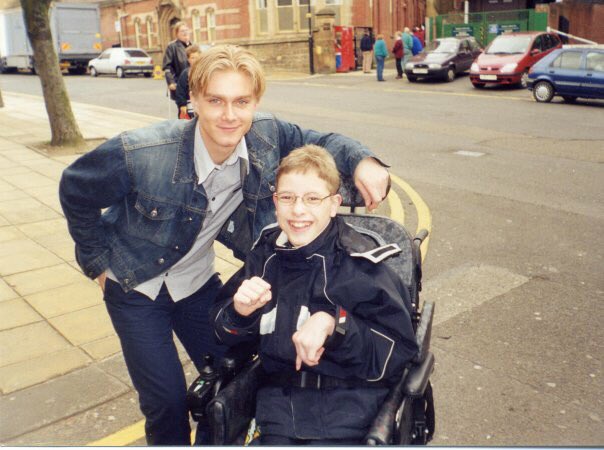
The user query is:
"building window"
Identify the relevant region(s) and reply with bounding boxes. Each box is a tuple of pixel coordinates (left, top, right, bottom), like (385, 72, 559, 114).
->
(146, 16, 154, 47)
(298, 0, 312, 31)
(206, 8, 216, 43)
(192, 10, 202, 43)
(277, 0, 294, 31)
(257, 0, 268, 34)
(134, 18, 141, 48)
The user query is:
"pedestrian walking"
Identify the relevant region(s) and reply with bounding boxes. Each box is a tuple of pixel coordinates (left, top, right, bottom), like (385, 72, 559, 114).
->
(374, 34, 388, 82)
(360, 31, 374, 73)
(402, 27, 414, 70)
(163, 21, 192, 116)
(392, 31, 404, 79)
(59, 44, 391, 447)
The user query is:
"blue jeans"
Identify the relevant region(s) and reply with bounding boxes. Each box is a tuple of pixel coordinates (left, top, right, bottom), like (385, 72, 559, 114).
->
(103, 274, 225, 445)
(376, 56, 385, 81)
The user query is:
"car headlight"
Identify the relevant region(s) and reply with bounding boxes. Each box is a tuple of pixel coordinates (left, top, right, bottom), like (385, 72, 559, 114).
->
(428, 63, 442, 69)
(470, 62, 479, 72)
(405, 63, 414, 70)
(501, 63, 518, 73)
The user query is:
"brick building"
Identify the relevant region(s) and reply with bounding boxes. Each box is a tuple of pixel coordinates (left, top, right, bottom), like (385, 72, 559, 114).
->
(98, 0, 426, 72)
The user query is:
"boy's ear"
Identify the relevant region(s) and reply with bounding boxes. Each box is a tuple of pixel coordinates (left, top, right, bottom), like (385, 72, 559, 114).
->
(330, 194, 343, 217)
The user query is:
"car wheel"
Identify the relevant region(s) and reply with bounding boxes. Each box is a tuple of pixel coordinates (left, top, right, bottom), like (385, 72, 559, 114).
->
(407, 75, 417, 82)
(532, 81, 554, 103)
(90, 67, 98, 77)
(520, 71, 529, 89)
(562, 96, 577, 103)
(116, 67, 125, 78)
(472, 82, 485, 89)
(445, 67, 455, 82)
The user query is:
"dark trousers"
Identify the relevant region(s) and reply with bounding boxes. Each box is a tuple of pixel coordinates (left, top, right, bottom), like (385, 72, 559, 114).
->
(376, 56, 385, 81)
(261, 435, 362, 445)
(103, 274, 225, 445)
(395, 58, 403, 77)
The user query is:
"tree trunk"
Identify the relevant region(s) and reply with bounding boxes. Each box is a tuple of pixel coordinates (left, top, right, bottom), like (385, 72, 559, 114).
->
(20, 0, 84, 147)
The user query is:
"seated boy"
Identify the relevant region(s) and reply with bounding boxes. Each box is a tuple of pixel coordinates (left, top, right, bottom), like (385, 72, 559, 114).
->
(212, 145, 418, 445)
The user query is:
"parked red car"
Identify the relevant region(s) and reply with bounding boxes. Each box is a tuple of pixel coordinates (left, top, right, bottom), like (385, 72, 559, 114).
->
(470, 32, 562, 88)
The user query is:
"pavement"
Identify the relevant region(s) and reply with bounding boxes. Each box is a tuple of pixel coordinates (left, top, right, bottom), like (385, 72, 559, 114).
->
(0, 91, 248, 445)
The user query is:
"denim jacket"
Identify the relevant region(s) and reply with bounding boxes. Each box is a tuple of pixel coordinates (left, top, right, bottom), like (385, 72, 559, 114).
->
(59, 113, 375, 292)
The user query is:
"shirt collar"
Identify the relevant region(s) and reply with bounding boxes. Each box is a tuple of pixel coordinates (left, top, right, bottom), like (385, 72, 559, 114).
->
(194, 124, 249, 184)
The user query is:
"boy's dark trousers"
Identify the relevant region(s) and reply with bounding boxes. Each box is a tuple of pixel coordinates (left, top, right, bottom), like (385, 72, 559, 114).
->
(103, 274, 225, 445)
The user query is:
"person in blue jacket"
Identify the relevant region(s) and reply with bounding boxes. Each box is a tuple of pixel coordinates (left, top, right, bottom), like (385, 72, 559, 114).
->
(213, 145, 418, 445)
(373, 34, 388, 81)
(411, 31, 424, 56)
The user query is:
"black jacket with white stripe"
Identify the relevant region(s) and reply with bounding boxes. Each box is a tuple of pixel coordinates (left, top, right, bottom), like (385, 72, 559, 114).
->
(212, 215, 418, 383)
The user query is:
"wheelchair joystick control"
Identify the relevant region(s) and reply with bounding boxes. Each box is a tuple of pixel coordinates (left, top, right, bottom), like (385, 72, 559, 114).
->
(186, 355, 219, 422)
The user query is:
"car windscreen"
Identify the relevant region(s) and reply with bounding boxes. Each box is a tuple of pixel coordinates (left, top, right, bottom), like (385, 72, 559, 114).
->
(486, 36, 531, 55)
(125, 50, 149, 58)
(427, 40, 458, 53)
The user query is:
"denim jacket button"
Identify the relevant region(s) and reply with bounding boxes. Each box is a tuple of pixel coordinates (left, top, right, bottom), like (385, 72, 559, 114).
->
(174, 245, 180, 250)
(150, 208, 158, 218)
(157, 258, 165, 265)
(124, 278, 130, 284)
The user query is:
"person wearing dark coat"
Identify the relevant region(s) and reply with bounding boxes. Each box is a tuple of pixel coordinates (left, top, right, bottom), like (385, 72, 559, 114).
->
(360, 31, 374, 73)
(212, 145, 418, 445)
(163, 21, 192, 108)
(392, 31, 404, 79)
(175, 45, 202, 119)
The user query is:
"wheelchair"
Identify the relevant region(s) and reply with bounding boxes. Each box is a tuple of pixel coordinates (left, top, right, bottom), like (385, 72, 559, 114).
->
(187, 185, 436, 445)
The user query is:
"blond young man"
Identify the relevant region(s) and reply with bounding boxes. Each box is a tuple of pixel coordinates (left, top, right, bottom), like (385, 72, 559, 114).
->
(213, 146, 418, 445)
(60, 45, 390, 445)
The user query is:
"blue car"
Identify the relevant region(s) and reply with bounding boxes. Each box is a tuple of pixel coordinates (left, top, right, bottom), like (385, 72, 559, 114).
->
(527, 45, 604, 103)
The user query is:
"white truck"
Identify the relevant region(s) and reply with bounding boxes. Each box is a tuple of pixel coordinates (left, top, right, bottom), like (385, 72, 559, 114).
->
(0, 2, 102, 74)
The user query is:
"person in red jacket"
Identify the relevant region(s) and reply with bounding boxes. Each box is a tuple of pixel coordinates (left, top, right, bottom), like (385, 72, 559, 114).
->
(392, 31, 404, 79)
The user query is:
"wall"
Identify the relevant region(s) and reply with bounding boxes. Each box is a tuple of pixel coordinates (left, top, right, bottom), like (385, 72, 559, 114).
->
(541, 2, 603, 44)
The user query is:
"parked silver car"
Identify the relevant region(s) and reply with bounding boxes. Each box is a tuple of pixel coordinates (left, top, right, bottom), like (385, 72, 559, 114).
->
(88, 47, 153, 78)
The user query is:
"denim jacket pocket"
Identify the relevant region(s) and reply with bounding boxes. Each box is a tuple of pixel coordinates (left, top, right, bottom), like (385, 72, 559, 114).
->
(127, 193, 182, 247)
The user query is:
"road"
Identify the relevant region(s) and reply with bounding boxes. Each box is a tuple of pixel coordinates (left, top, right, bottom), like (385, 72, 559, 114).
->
(1, 70, 603, 445)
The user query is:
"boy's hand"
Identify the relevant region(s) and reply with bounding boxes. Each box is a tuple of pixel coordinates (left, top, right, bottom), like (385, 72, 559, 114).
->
(292, 312, 336, 370)
(233, 276, 272, 317)
(354, 157, 390, 212)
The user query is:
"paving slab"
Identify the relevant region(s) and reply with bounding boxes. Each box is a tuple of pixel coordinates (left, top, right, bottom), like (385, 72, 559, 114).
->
(0, 347, 91, 394)
(48, 303, 115, 346)
(0, 278, 18, 302)
(30, 231, 77, 261)
(0, 189, 30, 202)
(0, 298, 43, 330)
(80, 334, 122, 360)
(4, 263, 84, 297)
(24, 280, 102, 318)
(0, 365, 129, 442)
(0, 225, 25, 243)
(17, 217, 67, 238)
(0, 197, 61, 225)
(0, 321, 71, 367)
(0, 238, 62, 275)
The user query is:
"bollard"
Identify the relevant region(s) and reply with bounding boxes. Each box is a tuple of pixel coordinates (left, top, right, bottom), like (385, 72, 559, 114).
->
(153, 65, 164, 80)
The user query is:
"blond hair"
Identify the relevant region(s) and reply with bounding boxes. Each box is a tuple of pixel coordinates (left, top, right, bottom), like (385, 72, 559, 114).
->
(172, 21, 188, 37)
(277, 145, 340, 194)
(189, 44, 266, 99)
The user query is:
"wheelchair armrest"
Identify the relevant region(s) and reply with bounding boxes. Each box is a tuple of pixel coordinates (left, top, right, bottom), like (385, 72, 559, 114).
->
(404, 352, 434, 398)
(413, 301, 435, 364)
(206, 359, 263, 445)
(364, 368, 409, 445)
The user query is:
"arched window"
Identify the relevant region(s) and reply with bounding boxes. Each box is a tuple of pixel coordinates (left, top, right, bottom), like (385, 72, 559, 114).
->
(206, 8, 216, 43)
(134, 18, 142, 48)
(146, 16, 154, 47)
(192, 10, 202, 43)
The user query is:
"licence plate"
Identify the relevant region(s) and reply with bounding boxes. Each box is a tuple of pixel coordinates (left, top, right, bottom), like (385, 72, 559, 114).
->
(480, 74, 497, 81)
(136, 61, 145, 65)
(413, 69, 428, 74)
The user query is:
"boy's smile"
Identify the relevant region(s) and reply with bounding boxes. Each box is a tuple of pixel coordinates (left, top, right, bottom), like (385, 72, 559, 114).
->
(274, 171, 342, 248)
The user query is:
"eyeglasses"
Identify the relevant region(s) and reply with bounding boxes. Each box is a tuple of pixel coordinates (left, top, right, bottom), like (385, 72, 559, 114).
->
(274, 192, 336, 207)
